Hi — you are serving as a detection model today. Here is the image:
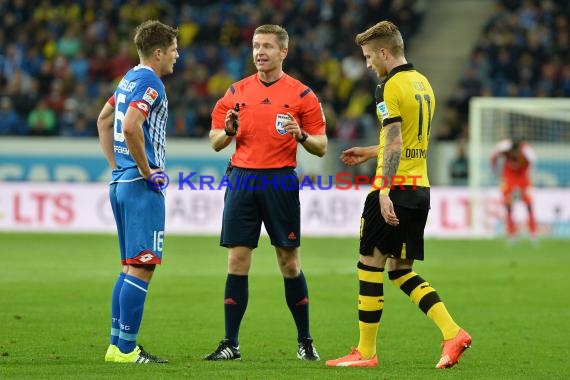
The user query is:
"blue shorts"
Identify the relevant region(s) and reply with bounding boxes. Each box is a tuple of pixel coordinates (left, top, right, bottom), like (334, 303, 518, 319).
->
(220, 167, 300, 248)
(109, 180, 165, 265)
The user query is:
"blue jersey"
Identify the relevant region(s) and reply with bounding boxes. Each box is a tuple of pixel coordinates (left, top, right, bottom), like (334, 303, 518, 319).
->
(111, 65, 168, 182)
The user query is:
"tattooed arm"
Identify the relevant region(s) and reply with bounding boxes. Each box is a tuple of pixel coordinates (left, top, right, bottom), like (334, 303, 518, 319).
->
(380, 121, 403, 226)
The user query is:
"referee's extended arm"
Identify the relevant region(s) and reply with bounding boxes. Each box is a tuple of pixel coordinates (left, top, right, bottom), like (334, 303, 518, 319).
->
(298, 134, 327, 157)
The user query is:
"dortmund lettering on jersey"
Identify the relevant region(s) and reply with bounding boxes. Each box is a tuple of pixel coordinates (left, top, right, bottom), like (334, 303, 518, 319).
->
(374, 63, 434, 188)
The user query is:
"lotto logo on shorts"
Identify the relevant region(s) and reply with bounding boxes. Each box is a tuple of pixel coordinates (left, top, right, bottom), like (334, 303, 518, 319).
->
(132, 251, 159, 264)
(139, 253, 154, 262)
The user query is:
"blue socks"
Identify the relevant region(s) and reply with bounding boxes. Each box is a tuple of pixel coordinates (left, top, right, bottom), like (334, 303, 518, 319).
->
(110, 272, 126, 345)
(117, 274, 149, 354)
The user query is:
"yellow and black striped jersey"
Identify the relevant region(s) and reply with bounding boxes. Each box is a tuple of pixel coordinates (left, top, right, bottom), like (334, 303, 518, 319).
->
(374, 63, 435, 208)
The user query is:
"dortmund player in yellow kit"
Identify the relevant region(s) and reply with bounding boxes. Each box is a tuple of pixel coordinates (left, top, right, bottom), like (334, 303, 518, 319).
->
(326, 21, 471, 369)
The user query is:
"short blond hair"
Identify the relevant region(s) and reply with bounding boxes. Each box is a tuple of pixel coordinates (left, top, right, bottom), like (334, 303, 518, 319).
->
(253, 24, 289, 49)
(355, 21, 404, 57)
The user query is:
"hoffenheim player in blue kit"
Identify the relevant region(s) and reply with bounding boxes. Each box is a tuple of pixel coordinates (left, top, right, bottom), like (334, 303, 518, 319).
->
(97, 20, 178, 364)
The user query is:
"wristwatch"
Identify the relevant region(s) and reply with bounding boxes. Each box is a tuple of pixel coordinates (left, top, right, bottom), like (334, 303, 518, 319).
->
(224, 127, 236, 136)
(296, 131, 309, 143)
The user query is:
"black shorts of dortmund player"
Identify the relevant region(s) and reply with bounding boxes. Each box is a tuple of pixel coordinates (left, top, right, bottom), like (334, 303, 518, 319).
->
(360, 188, 429, 260)
(221, 167, 300, 249)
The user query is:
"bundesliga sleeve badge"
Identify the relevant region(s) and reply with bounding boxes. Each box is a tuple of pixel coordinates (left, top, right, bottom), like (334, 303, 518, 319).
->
(143, 87, 159, 105)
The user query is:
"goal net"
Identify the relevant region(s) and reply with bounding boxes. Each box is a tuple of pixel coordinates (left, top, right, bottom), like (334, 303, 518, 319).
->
(468, 97, 570, 237)
(469, 97, 570, 189)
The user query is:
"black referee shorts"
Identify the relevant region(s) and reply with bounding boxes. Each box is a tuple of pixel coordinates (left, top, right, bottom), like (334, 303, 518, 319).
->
(360, 190, 429, 260)
(220, 167, 300, 249)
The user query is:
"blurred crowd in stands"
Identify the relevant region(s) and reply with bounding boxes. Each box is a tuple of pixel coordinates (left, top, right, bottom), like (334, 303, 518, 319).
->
(0, 0, 424, 138)
(3, 0, 564, 149)
(438, 0, 570, 142)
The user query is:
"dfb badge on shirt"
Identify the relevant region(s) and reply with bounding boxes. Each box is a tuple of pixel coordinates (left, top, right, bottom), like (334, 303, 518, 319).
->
(275, 114, 290, 135)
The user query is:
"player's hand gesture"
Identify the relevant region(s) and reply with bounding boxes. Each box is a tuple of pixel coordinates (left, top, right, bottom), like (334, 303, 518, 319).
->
(224, 106, 239, 135)
(283, 112, 302, 140)
(340, 147, 368, 166)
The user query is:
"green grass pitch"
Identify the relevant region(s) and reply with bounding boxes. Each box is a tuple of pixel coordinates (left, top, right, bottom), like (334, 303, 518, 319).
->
(1, 233, 569, 379)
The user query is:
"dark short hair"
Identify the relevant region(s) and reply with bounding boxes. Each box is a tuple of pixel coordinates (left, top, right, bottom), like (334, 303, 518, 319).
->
(134, 20, 178, 58)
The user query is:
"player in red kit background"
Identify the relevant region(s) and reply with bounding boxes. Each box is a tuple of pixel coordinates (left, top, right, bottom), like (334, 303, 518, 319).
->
(490, 139, 537, 242)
